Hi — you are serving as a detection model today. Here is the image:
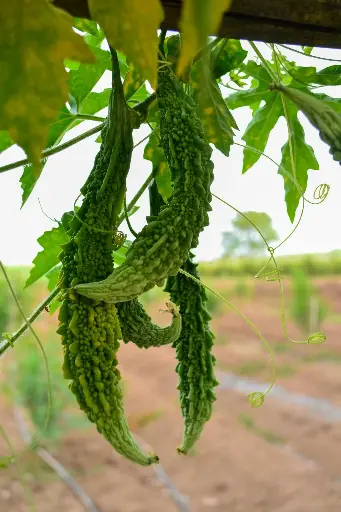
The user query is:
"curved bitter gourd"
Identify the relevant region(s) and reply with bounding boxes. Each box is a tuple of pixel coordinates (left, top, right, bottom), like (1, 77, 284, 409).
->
(74, 62, 214, 303)
(57, 49, 157, 466)
(117, 180, 182, 349)
(165, 254, 219, 454)
(117, 299, 181, 349)
(274, 84, 341, 164)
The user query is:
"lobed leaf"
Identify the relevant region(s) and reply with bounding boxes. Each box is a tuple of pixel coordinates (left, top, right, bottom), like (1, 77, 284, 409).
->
(211, 39, 247, 79)
(291, 65, 341, 87)
(279, 101, 319, 222)
(177, 0, 232, 77)
(88, 0, 164, 89)
(242, 92, 283, 173)
(0, 131, 13, 153)
(191, 60, 237, 157)
(123, 60, 144, 101)
(25, 225, 69, 288)
(69, 45, 112, 109)
(0, 0, 94, 174)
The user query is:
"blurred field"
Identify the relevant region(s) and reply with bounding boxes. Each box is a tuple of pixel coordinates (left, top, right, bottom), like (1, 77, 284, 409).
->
(1, 261, 341, 511)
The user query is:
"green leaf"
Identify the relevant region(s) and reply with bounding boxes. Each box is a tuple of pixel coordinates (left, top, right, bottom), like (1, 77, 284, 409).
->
(226, 88, 272, 110)
(242, 92, 283, 173)
(302, 46, 313, 55)
(88, 0, 164, 89)
(191, 60, 237, 156)
(46, 265, 61, 291)
(291, 65, 341, 86)
(79, 89, 111, 115)
(177, 0, 232, 76)
(147, 99, 160, 124)
(144, 132, 172, 201)
(73, 18, 104, 40)
(165, 35, 181, 70)
(241, 61, 273, 87)
(123, 60, 144, 101)
(0, 131, 13, 153)
(25, 225, 69, 288)
(69, 45, 112, 109)
(0, 0, 94, 174)
(279, 102, 319, 222)
(212, 39, 247, 79)
(114, 240, 133, 266)
(127, 84, 150, 106)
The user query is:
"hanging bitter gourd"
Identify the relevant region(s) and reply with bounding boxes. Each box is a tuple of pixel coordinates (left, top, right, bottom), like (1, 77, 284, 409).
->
(74, 62, 214, 303)
(117, 180, 182, 349)
(165, 255, 219, 454)
(57, 49, 157, 466)
(273, 83, 341, 163)
(117, 299, 181, 349)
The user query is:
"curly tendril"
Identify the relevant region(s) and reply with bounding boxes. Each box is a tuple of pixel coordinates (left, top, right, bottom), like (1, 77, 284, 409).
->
(212, 193, 327, 347)
(178, 268, 277, 408)
(248, 392, 265, 408)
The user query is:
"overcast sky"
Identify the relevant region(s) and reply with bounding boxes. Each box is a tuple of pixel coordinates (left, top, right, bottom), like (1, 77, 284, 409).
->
(1, 42, 341, 267)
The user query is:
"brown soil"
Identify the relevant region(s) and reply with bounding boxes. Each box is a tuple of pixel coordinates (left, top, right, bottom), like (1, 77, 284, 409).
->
(1, 277, 341, 511)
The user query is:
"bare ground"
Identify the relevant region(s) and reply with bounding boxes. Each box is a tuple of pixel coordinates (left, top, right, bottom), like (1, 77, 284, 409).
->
(1, 277, 341, 511)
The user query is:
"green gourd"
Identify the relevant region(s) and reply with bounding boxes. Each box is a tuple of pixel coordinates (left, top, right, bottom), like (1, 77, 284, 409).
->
(57, 49, 157, 466)
(117, 299, 181, 349)
(273, 84, 341, 163)
(117, 180, 182, 349)
(74, 62, 214, 303)
(165, 255, 219, 454)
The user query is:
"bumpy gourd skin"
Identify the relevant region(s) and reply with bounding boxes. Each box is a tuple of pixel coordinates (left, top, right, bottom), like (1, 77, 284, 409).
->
(165, 254, 219, 454)
(57, 53, 157, 466)
(117, 181, 182, 349)
(275, 84, 341, 163)
(74, 64, 214, 303)
(117, 299, 181, 348)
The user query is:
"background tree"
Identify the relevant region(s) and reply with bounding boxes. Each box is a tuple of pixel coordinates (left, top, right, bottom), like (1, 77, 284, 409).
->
(221, 211, 279, 257)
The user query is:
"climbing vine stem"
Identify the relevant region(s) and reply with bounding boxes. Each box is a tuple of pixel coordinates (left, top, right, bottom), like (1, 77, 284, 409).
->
(0, 261, 52, 449)
(249, 41, 278, 82)
(0, 287, 60, 357)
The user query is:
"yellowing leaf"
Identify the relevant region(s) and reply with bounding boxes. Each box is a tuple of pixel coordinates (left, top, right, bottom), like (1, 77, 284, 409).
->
(0, 0, 94, 175)
(88, 0, 164, 89)
(177, 0, 232, 76)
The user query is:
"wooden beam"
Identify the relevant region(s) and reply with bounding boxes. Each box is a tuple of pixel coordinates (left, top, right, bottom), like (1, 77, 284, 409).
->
(53, 0, 341, 49)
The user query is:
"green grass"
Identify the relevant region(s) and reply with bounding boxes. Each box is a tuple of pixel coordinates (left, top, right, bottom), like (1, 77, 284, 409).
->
(273, 342, 290, 354)
(276, 364, 296, 377)
(199, 251, 341, 277)
(301, 350, 341, 364)
(235, 360, 267, 376)
(238, 413, 285, 445)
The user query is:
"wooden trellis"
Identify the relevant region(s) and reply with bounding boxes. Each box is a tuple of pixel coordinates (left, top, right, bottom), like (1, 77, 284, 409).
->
(53, 0, 341, 48)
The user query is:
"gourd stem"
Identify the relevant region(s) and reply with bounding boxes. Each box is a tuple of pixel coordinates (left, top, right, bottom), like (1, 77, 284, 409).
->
(117, 171, 154, 225)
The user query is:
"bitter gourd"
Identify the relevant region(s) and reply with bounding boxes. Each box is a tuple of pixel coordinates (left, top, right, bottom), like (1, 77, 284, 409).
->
(274, 84, 341, 164)
(117, 180, 182, 349)
(57, 49, 157, 466)
(165, 254, 219, 454)
(117, 299, 181, 349)
(74, 62, 214, 303)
